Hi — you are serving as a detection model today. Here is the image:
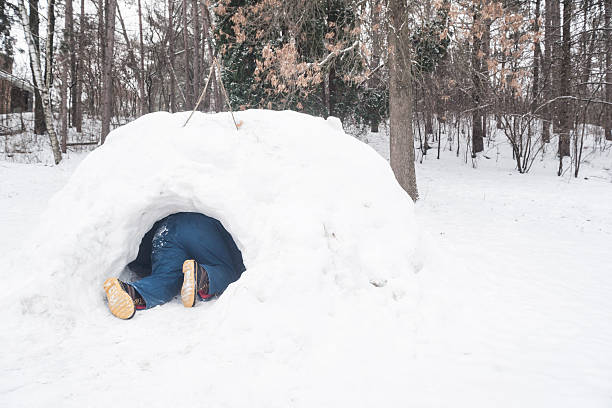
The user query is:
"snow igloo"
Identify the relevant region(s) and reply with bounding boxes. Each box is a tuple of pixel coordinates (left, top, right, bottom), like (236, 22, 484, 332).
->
(12, 109, 422, 317)
(2, 110, 429, 406)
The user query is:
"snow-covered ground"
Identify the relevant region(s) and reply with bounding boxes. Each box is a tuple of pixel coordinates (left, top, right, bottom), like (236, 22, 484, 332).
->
(1, 111, 611, 407)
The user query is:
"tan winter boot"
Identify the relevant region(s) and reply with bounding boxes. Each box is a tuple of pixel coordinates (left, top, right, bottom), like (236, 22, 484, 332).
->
(103, 278, 145, 319)
(181, 260, 210, 307)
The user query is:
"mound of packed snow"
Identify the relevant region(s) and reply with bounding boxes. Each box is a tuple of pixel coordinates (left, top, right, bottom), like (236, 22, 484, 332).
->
(1, 110, 433, 406)
(8, 109, 422, 313)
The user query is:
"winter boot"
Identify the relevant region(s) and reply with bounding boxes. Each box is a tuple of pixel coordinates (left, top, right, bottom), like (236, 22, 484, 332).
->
(103, 278, 146, 319)
(181, 260, 211, 307)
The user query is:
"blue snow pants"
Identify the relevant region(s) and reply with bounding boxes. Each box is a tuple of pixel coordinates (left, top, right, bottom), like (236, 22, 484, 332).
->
(128, 212, 246, 309)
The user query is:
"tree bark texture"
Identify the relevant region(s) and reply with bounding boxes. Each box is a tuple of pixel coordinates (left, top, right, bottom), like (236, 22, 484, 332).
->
(558, 0, 572, 157)
(388, 0, 418, 201)
(28, 0, 45, 135)
(97, 0, 106, 118)
(542, 0, 553, 142)
(137, 0, 147, 114)
(168, 0, 177, 112)
(18, 0, 62, 164)
(369, 0, 382, 132)
(60, 0, 72, 153)
(532, 0, 541, 108)
(201, 2, 221, 111)
(182, 0, 193, 108)
(74, 0, 84, 132)
(60, 63, 68, 153)
(44, 0, 55, 92)
(471, 6, 488, 155)
(101, 0, 117, 143)
(200, 3, 213, 111)
(192, 0, 201, 110)
(578, 0, 594, 99)
(605, 0, 612, 140)
(67, 0, 76, 128)
(551, 0, 562, 132)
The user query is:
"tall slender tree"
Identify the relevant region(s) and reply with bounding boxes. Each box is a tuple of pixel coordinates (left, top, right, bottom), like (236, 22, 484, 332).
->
(201, 2, 221, 111)
(44, 0, 55, 93)
(101, 0, 117, 143)
(167, 0, 177, 112)
(550, 0, 562, 133)
(605, 0, 612, 140)
(28, 0, 46, 134)
(182, 0, 193, 108)
(557, 0, 572, 160)
(18, 0, 62, 163)
(60, 0, 73, 152)
(191, 0, 201, 110)
(542, 0, 553, 142)
(67, 0, 75, 128)
(74, 0, 85, 132)
(137, 0, 147, 114)
(532, 0, 541, 112)
(471, 3, 489, 155)
(389, 0, 418, 201)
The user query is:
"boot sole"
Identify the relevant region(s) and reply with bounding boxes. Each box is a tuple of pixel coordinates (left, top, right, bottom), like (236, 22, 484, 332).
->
(103, 278, 135, 320)
(181, 260, 197, 308)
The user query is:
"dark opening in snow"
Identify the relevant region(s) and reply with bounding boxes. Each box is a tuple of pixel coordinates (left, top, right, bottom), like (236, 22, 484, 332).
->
(120, 212, 246, 307)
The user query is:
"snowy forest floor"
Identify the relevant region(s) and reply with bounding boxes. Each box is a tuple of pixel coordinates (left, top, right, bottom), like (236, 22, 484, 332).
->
(1, 115, 611, 406)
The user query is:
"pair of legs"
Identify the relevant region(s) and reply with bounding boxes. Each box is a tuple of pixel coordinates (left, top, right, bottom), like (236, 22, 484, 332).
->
(104, 212, 246, 319)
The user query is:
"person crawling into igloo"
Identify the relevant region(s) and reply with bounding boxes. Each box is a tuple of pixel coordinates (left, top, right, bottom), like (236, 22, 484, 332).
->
(103, 212, 246, 320)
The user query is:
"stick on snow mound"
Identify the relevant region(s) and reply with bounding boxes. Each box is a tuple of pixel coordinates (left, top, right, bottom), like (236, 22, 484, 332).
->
(8, 109, 422, 318)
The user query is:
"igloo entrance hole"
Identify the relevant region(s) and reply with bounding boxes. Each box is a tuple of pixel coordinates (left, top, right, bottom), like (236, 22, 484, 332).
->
(118, 211, 246, 307)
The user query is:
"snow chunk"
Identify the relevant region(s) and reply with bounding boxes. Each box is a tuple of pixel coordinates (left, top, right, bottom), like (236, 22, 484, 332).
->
(325, 115, 344, 132)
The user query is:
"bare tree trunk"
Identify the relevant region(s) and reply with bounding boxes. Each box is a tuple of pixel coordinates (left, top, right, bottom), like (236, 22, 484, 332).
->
(44, 0, 56, 93)
(28, 0, 45, 135)
(97, 0, 106, 119)
(168, 0, 177, 112)
(389, 0, 418, 201)
(18, 0, 62, 164)
(182, 0, 193, 108)
(532, 0, 541, 111)
(328, 65, 337, 117)
(542, 0, 553, 142)
(60, 0, 73, 153)
(471, 5, 487, 155)
(60, 67, 68, 153)
(482, 15, 490, 143)
(324, 71, 331, 117)
(578, 0, 591, 99)
(192, 0, 201, 110)
(68, 0, 76, 128)
(101, 0, 117, 143)
(558, 0, 572, 159)
(369, 0, 382, 132)
(425, 107, 433, 137)
(605, 0, 612, 140)
(74, 0, 85, 133)
(551, 0, 562, 134)
(137, 0, 147, 115)
(200, 2, 220, 111)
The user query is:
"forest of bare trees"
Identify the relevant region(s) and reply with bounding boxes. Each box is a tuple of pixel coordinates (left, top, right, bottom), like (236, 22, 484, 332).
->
(1, 0, 611, 180)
